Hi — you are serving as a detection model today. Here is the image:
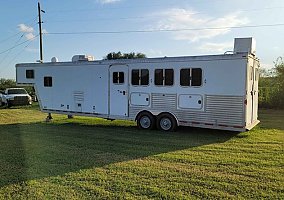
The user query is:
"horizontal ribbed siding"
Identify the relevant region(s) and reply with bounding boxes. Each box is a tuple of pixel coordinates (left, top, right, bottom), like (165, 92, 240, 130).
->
(151, 94, 176, 109)
(206, 95, 244, 125)
(129, 94, 245, 126)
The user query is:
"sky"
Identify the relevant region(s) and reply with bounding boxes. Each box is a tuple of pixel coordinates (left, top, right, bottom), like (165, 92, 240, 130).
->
(0, 0, 284, 79)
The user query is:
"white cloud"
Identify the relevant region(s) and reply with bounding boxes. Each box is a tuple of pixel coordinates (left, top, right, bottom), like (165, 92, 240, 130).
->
(199, 42, 233, 53)
(97, 0, 121, 4)
(24, 33, 36, 40)
(18, 24, 34, 33)
(152, 8, 250, 42)
(18, 23, 38, 40)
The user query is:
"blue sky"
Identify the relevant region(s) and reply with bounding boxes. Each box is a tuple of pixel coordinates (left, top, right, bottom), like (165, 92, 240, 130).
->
(1, 0, 284, 79)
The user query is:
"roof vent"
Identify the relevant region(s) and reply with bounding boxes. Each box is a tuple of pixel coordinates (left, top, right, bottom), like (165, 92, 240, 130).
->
(72, 55, 95, 62)
(233, 37, 256, 55)
(51, 57, 59, 62)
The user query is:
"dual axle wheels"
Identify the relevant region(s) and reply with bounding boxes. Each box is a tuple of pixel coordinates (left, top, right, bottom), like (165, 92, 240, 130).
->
(137, 112, 177, 132)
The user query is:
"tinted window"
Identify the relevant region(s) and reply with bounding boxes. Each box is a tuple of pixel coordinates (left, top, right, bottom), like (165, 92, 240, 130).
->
(113, 72, 118, 83)
(155, 69, 163, 85)
(191, 68, 202, 86)
(131, 69, 139, 85)
(44, 77, 52, 87)
(165, 69, 174, 86)
(26, 70, 34, 79)
(180, 68, 190, 86)
(7, 89, 27, 94)
(113, 72, 124, 84)
(141, 69, 149, 85)
(119, 72, 124, 84)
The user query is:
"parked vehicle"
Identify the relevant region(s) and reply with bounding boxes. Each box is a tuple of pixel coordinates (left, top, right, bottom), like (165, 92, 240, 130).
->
(1, 88, 32, 107)
(16, 37, 260, 132)
(0, 92, 4, 106)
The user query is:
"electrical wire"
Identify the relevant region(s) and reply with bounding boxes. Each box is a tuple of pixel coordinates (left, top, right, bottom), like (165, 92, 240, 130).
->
(45, 23, 284, 35)
(6, 40, 34, 66)
(0, 35, 39, 55)
(0, 34, 24, 65)
(45, 6, 284, 24)
(0, 17, 38, 44)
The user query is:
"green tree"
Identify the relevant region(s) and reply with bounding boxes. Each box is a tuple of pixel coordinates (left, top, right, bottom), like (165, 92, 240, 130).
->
(272, 57, 284, 108)
(0, 78, 16, 91)
(105, 52, 146, 60)
(0, 78, 34, 95)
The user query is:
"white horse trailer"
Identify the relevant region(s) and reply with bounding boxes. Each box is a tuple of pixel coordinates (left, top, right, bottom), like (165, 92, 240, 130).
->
(16, 38, 260, 132)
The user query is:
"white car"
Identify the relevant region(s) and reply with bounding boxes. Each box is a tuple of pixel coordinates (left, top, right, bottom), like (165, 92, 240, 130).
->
(2, 88, 32, 107)
(0, 92, 4, 106)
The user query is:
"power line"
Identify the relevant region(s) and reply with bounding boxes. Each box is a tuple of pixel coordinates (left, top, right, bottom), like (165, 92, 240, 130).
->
(0, 17, 38, 44)
(0, 34, 24, 65)
(6, 40, 34, 66)
(44, 6, 284, 24)
(45, 23, 284, 35)
(0, 35, 39, 55)
(45, 0, 207, 13)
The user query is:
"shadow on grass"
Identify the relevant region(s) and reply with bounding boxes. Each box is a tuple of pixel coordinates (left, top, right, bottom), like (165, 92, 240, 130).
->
(0, 121, 238, 187)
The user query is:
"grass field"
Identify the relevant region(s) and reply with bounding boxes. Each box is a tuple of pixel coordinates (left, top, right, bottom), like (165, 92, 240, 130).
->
(0, 105, 283, 199)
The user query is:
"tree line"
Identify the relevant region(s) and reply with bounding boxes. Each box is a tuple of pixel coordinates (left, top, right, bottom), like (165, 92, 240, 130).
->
(259, 57, 284, 108)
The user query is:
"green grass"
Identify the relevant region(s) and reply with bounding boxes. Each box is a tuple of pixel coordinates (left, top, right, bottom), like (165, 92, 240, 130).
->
(0, 106, 283, 199)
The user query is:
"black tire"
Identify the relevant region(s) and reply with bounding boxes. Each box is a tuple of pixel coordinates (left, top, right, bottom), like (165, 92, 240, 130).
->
(6, 101, 11, 108)
(137, 112, 156, 130)
(157, 113, 177, 132)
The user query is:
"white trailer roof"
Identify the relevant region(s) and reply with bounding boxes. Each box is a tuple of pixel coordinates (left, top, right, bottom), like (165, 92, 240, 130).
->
(16, 52, 257, 68)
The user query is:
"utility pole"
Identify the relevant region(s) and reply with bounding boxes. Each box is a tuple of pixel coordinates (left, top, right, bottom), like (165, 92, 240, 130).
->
(38, 1, 44, 62)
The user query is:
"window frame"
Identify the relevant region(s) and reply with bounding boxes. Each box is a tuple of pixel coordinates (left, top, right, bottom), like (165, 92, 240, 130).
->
(154, 68, 174, 87)
(44, 76, 53, 87)
(26, 70, 35, 79)
(131, 69, 150, 87)
(179, 67, 203, 87)
(113, 71, 125, 85)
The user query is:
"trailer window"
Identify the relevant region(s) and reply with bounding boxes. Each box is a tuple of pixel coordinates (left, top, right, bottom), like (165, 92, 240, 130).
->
(165, 69, 174, 85)
(26, 70, 34, 79)
(141, 69, 149, 85)
(180, 68, 202, 87)
(131, 69, 149, 86)
(113, 72, 124, 84)
(155, 69, 163, 85)
(155, 69, 174, 86)
(180, 68, 190, 86)
(131, 70, 139, 85)
(44, 77, 52, 87)
(191, 68, 202, 86)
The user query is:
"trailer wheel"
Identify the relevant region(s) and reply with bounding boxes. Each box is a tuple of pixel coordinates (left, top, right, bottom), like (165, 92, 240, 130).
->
(137, 112, 156, 130)
(157, 113, 177, 132)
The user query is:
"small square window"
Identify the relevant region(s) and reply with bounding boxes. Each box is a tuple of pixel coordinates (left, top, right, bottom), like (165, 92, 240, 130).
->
(44, 77, 52, 87)
(26, 70, 34, 79)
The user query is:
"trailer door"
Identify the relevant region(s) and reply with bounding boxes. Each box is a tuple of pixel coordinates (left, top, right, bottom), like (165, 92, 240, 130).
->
(247, 59, 258, 125)
(252, 60, 259, 122)
(109, 65, 129, 117)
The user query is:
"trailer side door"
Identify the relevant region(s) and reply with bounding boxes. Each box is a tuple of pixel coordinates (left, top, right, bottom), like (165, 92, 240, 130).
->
(109, 65, 129, 117)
